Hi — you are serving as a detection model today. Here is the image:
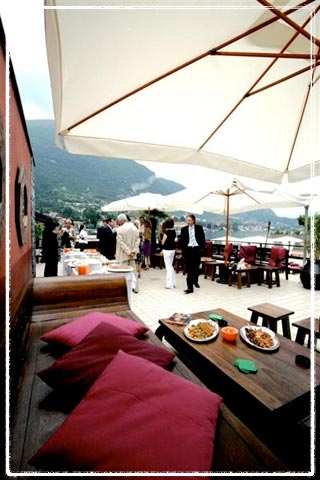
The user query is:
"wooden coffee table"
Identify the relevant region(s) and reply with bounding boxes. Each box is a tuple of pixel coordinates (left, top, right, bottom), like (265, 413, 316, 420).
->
(156, 308, 319, 468)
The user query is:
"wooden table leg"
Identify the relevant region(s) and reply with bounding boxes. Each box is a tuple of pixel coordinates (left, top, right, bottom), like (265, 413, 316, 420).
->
(204, 264, 208, 279)
(267, 271, 272, 289)
(250, 312, 259, 324)
(295, 328, 306, 345)
(237, 272, 242, 289)
(211, 265, 216, 281)
(275, 269, 280, 287)
(246, 271, 251, 288)
(228, 272, 233, 287)
(155, 324, 165, 340)
(266, 318, 277, 332)
(281, 316, 291, 339)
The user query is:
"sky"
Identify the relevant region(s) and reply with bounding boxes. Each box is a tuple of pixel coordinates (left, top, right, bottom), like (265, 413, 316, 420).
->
(0, 0, 319, 219)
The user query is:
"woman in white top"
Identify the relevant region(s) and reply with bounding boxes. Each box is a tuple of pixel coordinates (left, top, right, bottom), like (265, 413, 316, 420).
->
(78, 224, 88, 251)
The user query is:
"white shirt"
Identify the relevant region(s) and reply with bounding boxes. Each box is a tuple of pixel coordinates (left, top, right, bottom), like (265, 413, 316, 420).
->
(188, 225, 199, 247)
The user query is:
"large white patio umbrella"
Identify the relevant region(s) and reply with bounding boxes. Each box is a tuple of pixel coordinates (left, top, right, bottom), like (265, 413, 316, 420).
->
(101, 192, 203, 214)
(44, 1, 319, 184)
(163, 179, 307, 261)
(101, 193, 170, 213)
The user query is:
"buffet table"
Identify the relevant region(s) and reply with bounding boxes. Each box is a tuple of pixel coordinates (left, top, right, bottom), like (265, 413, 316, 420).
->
(61, 249, 136, 308)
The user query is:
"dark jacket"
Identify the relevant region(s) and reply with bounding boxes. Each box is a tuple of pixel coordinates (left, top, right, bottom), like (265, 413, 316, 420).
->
(180, 224, 205, 253)
(99, 225, 116, 259)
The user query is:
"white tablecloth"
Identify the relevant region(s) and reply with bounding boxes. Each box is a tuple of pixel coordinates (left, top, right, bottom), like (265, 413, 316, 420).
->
(61, 253, 135, 308)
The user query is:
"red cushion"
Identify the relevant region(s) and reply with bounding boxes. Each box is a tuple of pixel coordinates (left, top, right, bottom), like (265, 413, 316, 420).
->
(41, 312, 148, 348)
(38, 322, 175, 399)
(239, 245, 257, 264)
(29, 351, 222, 472)
(269, 247, 286, 267)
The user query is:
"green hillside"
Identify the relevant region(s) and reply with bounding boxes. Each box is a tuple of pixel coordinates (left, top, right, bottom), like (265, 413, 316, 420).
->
(27, 120, 184, 214)
(27, 120, 300, 231)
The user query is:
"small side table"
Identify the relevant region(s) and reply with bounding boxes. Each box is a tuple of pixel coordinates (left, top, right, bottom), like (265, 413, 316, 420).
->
(258, 265, 281, 288)
(151, 253, 164, 269)
(248, 302, 294, 339)
(292, 317, 320, 348)
(203, 261, 218, 281)
(229, 266, 259, 289)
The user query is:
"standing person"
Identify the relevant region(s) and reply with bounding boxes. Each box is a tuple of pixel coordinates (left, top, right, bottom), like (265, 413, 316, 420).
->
(99, 218, 116, 259)
(78, 224, 88, 251)
(161, 218, 177, 289)
(60, 218, 76, 249)
(142, 219, 152, 270)
(41, 219, 59, 277)
(134, 219, 144, 278)
(180, 214, 205, 294)
(115, 213, 140, 292)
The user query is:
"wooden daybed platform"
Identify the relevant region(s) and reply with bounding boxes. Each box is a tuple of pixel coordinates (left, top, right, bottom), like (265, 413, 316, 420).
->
(10, 275, 289, 474)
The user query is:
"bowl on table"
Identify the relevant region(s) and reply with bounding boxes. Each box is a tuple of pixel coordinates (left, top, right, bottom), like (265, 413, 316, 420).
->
(220, 326, 239, 342)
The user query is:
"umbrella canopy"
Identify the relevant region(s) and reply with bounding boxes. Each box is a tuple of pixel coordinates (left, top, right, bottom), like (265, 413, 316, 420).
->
(101, 193, 170, 213)
(164, 178, 306, 261)
(45, 0, 320, 184)
(101, 192, 204, 214)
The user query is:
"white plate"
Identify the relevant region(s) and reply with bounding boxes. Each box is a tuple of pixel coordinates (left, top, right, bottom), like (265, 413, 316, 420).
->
(184, 319, 219, 342)
(106, 266, 134, 273)
(240, 326, 280, 352)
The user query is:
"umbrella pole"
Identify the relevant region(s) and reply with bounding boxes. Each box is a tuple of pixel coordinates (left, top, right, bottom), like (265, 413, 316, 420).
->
(224, 190, 230, 265)
(303, 205, 309, 263)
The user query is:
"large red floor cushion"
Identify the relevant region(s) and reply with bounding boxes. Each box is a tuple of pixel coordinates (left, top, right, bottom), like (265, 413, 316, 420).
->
(38, 322, 175, 399)
(30, 351, 222, 472)
(40, 311, 148, 348)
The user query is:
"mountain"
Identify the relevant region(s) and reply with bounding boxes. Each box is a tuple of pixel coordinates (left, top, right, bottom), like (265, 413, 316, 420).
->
(27, 120, 184, 213)
(27, 120, 300, 230)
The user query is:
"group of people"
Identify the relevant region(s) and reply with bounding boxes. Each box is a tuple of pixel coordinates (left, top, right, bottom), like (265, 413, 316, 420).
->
(41, 213, 206, 295)
(41, 218, 88, 277)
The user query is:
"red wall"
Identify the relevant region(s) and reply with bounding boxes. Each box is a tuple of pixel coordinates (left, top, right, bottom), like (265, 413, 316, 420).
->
(0, 39, 6, 356)
(0, 31, 33, 331)
(9, 81, 33, 324)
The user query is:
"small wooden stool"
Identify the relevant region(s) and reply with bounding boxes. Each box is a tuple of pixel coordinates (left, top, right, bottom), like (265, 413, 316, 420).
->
(248, 302, 294, 339)
(258, 266, 281, 288)
(292, 317, 320, 348)
(229, 266, 259, 289)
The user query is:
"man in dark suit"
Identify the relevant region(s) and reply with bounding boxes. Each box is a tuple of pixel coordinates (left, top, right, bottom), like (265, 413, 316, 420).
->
(180, 214, 205, 294)
(98, 218, 116, 259)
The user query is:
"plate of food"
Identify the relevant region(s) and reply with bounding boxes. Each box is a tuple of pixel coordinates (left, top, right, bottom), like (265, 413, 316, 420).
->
(169, 313, 192, 325)
(184, 319, 219, 342)
(240, 326, 280, 352)
(107, 264, 134, 273)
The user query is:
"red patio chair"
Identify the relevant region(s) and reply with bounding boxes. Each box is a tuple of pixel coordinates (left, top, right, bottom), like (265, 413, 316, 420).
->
(238, 245, 257, 265)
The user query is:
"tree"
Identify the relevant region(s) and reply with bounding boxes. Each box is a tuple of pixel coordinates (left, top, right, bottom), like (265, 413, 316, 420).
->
(82, 207, 100, 227)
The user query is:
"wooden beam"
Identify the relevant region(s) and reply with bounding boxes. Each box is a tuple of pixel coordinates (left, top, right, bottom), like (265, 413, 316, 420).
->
(257, 0, 320, 48)
(63, 0, 317, 135)
(213, 51, 317, 60)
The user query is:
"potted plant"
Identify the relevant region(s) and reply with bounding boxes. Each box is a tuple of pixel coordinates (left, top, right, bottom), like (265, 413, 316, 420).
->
(300, 214, 320, 290)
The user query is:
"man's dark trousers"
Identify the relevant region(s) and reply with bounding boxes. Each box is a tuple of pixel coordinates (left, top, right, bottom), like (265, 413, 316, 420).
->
(185, 246, 201, 291)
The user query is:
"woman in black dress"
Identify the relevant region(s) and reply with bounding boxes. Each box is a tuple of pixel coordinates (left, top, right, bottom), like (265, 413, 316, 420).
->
(42, 220, 59, 277)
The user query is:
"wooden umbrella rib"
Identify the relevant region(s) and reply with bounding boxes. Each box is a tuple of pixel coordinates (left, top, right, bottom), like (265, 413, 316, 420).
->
(212, 0, 316, 52)
(198, 4, 316, 151)
(285, 47, 320, 172)
(249, 60, 320, 96)
(64, 0, 316, 135)
(249, 2, 320, 96)
(214, 51, 316, 60)
(257, 0, 320, 48)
